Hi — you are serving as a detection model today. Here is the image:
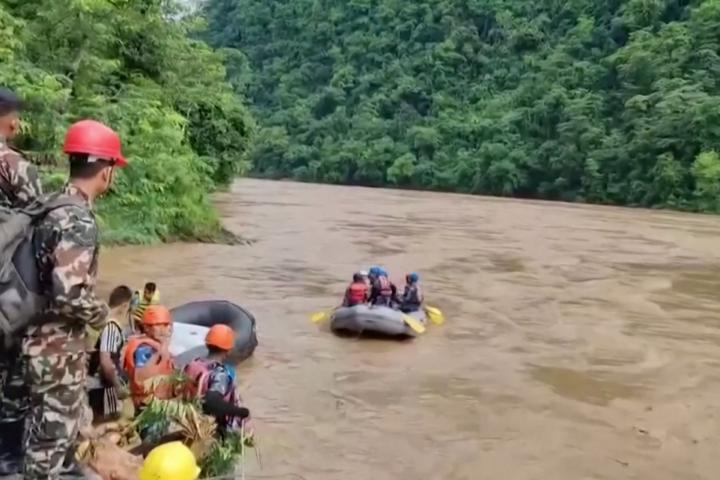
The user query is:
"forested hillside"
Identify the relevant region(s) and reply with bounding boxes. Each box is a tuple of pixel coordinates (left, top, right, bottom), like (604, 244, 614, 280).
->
(203, 0, 720, 211)
(1, 0, 253, 243)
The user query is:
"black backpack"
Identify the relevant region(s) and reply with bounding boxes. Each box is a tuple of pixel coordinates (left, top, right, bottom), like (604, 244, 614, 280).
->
(0, 193, 85, 342)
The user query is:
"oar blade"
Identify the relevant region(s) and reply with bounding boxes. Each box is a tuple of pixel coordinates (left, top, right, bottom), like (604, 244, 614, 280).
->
(310, 311, 328, 323)
(425, 306, 444, 325)
(402, 313, 426, 334)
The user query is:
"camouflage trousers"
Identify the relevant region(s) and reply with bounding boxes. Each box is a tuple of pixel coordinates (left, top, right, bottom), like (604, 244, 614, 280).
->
(22, 351, 86, 480)
(0, 338, 31, 425)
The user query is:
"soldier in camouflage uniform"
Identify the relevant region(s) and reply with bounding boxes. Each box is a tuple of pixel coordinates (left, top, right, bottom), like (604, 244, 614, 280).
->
(0, 87, 44, 475)
(22, 119, 127, 480)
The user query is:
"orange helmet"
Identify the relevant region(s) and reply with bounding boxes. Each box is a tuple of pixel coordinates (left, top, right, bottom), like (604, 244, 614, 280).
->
(205, 325, 234, 351)
(142, 305, 172, 325)
(63, 119, 127, 166)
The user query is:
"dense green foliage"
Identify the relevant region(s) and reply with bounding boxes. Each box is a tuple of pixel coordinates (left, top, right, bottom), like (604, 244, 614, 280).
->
(204, 0, 720, 212)
(1, 0, 253, 244)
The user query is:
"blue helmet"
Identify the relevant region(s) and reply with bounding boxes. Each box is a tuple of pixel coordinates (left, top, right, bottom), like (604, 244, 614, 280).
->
(368, 267, 381, 276)
(378, 268, 388, 277)
(407, 272, 419, 283)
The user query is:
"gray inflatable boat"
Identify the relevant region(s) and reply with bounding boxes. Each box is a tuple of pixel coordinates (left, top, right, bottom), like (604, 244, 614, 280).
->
(169, 300, 258, 368)
(330, 304, 426, 337)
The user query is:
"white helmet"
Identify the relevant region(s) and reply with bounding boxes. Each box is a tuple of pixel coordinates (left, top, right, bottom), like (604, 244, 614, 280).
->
(359, 270, 368, 277)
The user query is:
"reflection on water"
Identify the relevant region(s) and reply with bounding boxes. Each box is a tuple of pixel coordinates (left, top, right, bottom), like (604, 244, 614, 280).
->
(98, 179, 720, 480)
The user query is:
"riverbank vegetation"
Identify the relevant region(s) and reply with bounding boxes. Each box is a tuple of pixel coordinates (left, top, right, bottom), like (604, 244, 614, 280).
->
(203, 0, 720, 213)
(2, 0, 254, 244)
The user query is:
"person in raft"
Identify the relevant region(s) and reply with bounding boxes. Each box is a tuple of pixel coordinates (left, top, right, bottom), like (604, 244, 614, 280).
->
(183, 325, 253, 439)
(368, 267, 399, 307)
(400, 272, 424, 313)
(122, 305, 175, 439)
(131, 281, 160, 328)
(342, 272, 368, 307)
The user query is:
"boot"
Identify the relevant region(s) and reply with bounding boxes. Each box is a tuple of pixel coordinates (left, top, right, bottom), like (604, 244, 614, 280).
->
(0, 419, 25, 475)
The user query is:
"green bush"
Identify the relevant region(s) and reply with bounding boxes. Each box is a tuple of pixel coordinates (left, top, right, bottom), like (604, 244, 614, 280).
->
(2, 0, 254, 244)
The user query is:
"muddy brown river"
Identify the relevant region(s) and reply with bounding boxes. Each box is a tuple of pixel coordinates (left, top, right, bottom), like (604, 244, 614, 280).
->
(100, 178, 720, 480)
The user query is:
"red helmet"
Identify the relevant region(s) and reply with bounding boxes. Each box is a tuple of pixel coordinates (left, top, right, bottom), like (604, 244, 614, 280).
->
(62, 119, 126, 166)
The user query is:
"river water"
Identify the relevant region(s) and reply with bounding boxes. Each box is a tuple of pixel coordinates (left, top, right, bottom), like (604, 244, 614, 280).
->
(100, 178, 720, 480)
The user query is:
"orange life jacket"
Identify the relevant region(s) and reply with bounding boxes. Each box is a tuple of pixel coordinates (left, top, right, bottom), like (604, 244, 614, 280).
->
(346, 282, 367, 304)
(121, 334, 175, 406)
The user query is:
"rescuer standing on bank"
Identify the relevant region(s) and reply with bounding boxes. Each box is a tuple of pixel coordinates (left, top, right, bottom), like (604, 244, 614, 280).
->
(22, 119, 127, 480)
(0, 87, 43, 475)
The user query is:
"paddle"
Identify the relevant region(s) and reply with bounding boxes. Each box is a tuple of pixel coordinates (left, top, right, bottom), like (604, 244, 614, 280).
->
(401, 313, 426, 334)
(424, 305, 444, 325)
(310, 311, 330, 323)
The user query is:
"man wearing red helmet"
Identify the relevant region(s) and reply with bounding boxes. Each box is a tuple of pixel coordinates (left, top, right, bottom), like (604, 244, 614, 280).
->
(21, 119, 127, 480)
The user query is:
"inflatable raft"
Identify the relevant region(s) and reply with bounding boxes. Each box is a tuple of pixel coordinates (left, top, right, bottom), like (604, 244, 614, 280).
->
(169, 300, 258, 367)
(330, 305, 426, 337)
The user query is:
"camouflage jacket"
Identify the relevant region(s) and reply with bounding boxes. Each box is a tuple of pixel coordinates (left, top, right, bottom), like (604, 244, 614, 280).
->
(0, 137, 42, 209)
(23, 184, 109, 355)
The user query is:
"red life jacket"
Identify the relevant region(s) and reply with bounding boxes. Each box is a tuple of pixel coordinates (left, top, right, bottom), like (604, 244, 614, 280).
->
(346, 282, 367, 303)
(183, 358, 234, 403)
(377, 276, 392, 297)
(182, 358, 252, 433)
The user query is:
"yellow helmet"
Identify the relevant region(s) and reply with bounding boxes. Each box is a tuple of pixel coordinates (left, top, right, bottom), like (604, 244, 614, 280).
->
(139, 441, 200, 480)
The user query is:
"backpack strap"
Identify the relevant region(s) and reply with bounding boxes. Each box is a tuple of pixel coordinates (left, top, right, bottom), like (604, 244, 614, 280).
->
(22, 193, 87, 220)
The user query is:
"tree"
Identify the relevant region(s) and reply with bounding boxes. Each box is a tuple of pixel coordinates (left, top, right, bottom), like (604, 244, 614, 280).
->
(1, 0, 254, 243)
(203, 0, 720, 213)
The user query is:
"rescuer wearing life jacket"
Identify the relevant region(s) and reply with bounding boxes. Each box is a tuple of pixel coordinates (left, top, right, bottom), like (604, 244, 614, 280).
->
(366, 266, 380, 296)
(131, 282, 160, 328)
(131, 282, 160, 326)
(343, 272, 368, 307)
(121, 305, 175, 414)
(400, 272, 424, 313)
(183, 325, 252, 438)
(369, 267, 399, 307)
(367, 266, 379, 284)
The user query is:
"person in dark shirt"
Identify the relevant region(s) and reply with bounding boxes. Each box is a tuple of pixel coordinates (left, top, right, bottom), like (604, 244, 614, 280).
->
(400, 272, 424, 313)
